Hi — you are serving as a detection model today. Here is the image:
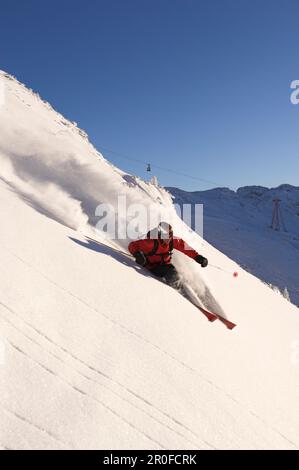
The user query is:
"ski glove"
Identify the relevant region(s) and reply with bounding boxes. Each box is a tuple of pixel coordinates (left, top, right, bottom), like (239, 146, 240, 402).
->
(134, 251, 147, 267)
(195, 255, 208, 268)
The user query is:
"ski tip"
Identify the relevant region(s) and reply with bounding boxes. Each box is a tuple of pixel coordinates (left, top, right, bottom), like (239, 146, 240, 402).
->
(222, 319, 237, 330)
(214, 314, 237, 330)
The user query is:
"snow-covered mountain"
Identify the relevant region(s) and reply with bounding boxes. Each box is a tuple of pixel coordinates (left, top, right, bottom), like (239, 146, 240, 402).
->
(0, 71, 299, 450)
(167, 185, 299, 307)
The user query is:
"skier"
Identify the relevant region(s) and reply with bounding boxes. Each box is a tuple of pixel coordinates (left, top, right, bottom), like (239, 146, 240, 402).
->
(128, 222, 208, 289)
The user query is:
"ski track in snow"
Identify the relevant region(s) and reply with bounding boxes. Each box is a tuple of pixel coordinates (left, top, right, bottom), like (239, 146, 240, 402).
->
(0, 323, 203, 450)
(1, 246, 297, 449)
(0, 299, 213, 450)
(2, 300, 296, 450)
(0, 403, 69, 449)
(3, 335, 165, 450)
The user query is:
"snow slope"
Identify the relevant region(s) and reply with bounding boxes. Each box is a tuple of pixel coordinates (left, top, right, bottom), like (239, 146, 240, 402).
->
(0, 71, 299, 450)
(168, 185, 299, 306)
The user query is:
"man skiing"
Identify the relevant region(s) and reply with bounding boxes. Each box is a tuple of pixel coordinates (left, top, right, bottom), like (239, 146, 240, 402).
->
(128, 222, 208, 289)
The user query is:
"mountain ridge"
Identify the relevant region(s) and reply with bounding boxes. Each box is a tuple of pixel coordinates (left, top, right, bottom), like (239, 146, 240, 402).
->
(167, 184, 299, 305)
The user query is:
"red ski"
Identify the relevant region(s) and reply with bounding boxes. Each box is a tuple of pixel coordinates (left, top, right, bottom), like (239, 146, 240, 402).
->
(197, 305, 218, 322)
(215, 314, 236, 330)
(197, 305, 236, 330)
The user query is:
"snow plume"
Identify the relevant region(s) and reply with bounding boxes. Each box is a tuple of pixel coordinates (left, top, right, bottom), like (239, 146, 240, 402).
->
(0, 72, 202, 253)
(172, 248, 205, 296)
(0, 72, 177, 235)
(0, 150, 89, 230)
(0, 131, 174, 237)
(0, 73, 124, 230)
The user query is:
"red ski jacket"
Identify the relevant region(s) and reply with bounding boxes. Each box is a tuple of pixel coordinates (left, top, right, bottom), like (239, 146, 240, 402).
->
(128, 237, 200, 269)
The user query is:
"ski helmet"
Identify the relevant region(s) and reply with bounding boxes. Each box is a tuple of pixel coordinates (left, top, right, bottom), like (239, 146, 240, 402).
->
(146, 221, 173, 240)
(158, 221, 173, 240)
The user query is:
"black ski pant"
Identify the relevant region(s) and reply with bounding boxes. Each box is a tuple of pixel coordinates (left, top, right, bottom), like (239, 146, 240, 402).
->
(150, 263, 181, 289)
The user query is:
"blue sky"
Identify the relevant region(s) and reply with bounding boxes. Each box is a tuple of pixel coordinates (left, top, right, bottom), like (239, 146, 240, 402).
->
(1, 0, 299, 190)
